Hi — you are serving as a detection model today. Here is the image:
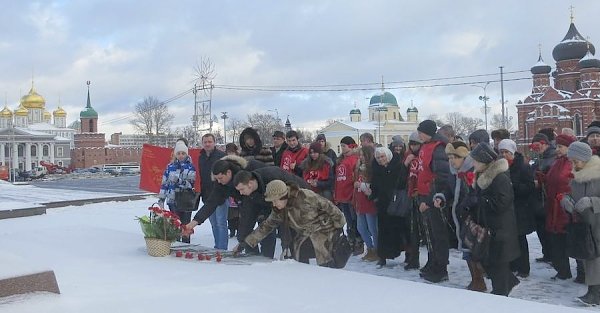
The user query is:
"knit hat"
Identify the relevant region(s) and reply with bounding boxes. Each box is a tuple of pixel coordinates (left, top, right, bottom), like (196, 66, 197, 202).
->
(316, 134, 326, 142)
(340, 136, 356, 146)
(408, 131, 422, 144)
(390, 135, 405, 148)
(445, 142, 469, 158)
(498, 139, 517, 154)
(470, 143, 498, 164)
(531, 133, 549, 144)
(468, 129, 490, 145)
(555, 134, 577, 147)
(264, 180, 289, 202)
(567, 141, 593, 162)
(417, 120, 437, 137)
(309, 141, 323, 154)
(586, 126, 600, 138)
(174, 140, 188, 155)
(272, 131, 285, 138)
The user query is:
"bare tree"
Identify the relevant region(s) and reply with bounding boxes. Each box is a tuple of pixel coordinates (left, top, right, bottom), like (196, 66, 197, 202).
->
(296, 129, 316, 144)
(490, 114, 514, 131)
(130, 96, 174, 135)
(426, 114, 444, 126)
(245, 113, 284, 146)
(172, 125, 197, 144)
(228, 117, 245, 143)
(461, 116, 485, 136)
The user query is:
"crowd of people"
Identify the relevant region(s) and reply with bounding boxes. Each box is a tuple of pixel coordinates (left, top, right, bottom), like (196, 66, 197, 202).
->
(158, 120, 600, 303)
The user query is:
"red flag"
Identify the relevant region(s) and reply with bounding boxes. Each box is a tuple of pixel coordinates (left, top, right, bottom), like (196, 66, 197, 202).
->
(139, 144, 202, 193)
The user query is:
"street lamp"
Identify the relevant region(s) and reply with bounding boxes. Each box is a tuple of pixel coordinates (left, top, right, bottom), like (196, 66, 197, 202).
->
(221, 112, 228, 144)
(471, 82, 491, 131)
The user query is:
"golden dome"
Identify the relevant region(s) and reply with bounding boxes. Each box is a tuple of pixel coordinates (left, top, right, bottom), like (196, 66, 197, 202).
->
(0, 106, 12, 118)
(20, 86, 46, 109)
(14, 104, 29, 116)
(53, 106, 67, 117)
(43, 110, 52, 120)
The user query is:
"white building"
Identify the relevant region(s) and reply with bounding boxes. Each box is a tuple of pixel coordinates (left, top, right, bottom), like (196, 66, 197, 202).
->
(320, 90, 419, 154)
(0, 83, 74, 171)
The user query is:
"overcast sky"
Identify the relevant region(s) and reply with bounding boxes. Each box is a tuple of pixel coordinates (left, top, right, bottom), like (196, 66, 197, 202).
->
(2, 1, 599, 137)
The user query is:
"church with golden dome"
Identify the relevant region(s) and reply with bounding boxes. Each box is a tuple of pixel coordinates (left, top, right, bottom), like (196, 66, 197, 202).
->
(0, 82, 75, 172)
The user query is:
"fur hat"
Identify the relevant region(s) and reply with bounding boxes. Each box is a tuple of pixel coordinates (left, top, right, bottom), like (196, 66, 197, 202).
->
(316, 134, 326, 142)
(498, 139, 517, 154)
(555, 134, 576, 147)
(470, 143, 498, 164)
(174, 140, 188, 155)
(417, 120, 437, 137)
(309, 141, 323, 154)
(264, 180, 289, 202)
(408, 131, 422, 144)
(445, 142, 469, 158)
(567, 141, 593, 162)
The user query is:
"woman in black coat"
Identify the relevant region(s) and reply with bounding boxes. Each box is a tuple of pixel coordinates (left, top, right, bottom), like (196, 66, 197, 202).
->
(470, 143, 520, 296)
(369, 146, 408, 267)
(498, 140, 535, 278)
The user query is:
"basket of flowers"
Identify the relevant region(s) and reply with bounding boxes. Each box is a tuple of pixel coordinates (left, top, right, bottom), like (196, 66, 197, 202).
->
(137, 204, 184, 257)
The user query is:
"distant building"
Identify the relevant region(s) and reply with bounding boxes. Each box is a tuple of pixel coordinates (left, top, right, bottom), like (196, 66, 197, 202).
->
(0, 82, 74, 170)
(109, 132, 179, 148)
(517, 21, 600, 147)
(70, 83, 142, 168)
(320, 89, 419, 153)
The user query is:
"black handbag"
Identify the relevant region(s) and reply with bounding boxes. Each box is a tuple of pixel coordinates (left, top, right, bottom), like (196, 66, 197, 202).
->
(331, 230, 352, 269)
(174, 189, 198, 212)
(386, 189, 410, 217)
(566, 213, 600, 260)
(460, 212, 491, 262)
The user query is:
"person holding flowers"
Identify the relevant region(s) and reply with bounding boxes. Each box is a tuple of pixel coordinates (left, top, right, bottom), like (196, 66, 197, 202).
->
(158, 138, 197, 243)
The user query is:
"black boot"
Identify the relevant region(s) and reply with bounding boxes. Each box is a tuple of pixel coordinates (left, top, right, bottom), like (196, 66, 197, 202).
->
(422, 266, 448, 283)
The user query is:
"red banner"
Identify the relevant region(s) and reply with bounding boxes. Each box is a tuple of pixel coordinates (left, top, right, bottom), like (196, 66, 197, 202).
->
(139, 144, 202, 193)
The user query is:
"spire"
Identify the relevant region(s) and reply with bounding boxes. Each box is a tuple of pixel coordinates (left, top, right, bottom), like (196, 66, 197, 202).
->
(538, 43, 543, 61)
(381, 75, 385, 93)
(86, 80, 91, 108)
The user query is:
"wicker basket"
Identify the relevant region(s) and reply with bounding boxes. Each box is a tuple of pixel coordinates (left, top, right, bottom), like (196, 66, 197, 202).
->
(145, 237, 172, 257)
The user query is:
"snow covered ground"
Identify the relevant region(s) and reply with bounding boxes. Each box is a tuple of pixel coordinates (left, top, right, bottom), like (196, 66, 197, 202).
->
(0, 180, 125, 210)
(0, 184, 593, 312)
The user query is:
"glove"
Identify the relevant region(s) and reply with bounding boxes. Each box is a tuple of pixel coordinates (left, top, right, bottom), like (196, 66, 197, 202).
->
(233, 242, 250, 256)
(560, 195, 575, 213)
(575, 197, 592, 213)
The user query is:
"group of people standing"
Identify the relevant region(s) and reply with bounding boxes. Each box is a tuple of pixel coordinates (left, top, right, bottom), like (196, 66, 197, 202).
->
(156, 121, 600, 303)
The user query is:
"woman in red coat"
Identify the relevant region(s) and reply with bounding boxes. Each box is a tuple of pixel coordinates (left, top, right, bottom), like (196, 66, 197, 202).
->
(354, 145, 378, 261)
(545, 134, 577, 280)
(301, 142, 334, 200)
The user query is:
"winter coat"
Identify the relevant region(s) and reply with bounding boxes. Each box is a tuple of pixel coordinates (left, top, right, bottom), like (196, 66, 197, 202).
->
(323, 142, 337, 168)
(192, 155, 266, 224)
(508, 152, 536, 235)
(244, 185, 346, 265)
(531, 145, 557, 217)
(255, 146, 275, 165)
(447, 156, 477, 251)
(567, 156, 600, 285)
(236, 168, 309, 242)
(281, 145, 309, 177)
(158, 156, 196, 206)
(417, 133, 451, 207)
(198, 148, 226, 201)
(301, 155, 334, 199)
(545, 155, 573, 234)
(353, 159, 376, 215)
(334, 150, 359, 203)
(475, 158, 520, 265)
(370, 154, 408, 259)
(239, 127, 263, 158)
(271, 142, 289, 167)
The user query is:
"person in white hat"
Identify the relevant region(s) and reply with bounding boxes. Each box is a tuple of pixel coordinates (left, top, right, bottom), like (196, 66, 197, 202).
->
(234, 180, 347, 268)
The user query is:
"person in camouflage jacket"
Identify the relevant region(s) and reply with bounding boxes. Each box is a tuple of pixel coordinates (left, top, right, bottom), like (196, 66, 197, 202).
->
(240, 181, 346, 267)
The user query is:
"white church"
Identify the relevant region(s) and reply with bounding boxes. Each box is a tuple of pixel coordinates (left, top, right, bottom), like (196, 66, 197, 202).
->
(0, 83, 74, 171)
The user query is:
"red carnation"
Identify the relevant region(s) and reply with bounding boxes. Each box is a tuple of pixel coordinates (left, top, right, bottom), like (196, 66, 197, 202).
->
(556, 193, 564, 202)
(465, 172, 475, 186)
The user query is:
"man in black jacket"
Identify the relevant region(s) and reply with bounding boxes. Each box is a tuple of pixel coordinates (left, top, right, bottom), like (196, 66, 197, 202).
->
(198, 134, 228, 249)
(232, 169, 309, 257)
(184, 155, 266, 236)
(271, 131, 288, 167)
